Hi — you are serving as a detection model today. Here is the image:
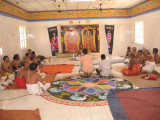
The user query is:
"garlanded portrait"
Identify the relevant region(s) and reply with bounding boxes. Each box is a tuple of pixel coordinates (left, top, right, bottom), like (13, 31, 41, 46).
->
(61, 25, 100, 53)
(48, 26, 59, 56)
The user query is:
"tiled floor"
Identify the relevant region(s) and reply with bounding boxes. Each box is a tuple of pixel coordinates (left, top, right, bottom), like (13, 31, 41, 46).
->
(0, 56, 124, 120)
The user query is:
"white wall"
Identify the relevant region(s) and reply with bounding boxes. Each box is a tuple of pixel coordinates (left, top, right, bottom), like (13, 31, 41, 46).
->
(0, 15, 29, 68)
(0, 9, 160, 68)
(28, 19, 131, 56)
(130, 10, 160, 52)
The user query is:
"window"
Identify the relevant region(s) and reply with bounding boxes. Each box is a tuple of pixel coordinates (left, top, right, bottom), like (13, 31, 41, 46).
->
(135, 21, 144, 44)
(0, 38, 2, 55)
(19, 26, 26, 49)
(0, 48, 2, 55)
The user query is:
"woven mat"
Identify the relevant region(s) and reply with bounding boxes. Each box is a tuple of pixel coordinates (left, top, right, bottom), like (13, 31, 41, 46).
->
(112, 65, 128, 72)
(114, 74, 160, 88)
(0, 108, 41, 120)
(7, 73, 56, 90)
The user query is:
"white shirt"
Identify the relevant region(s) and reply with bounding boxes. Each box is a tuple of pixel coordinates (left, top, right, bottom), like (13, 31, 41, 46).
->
(99, 59, 112, 76)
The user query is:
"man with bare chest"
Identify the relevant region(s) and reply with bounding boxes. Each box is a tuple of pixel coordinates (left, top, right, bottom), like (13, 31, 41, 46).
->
(142, 49, 155, 73)
(1, 56, 13, 74)
(153, 48, 160, 64)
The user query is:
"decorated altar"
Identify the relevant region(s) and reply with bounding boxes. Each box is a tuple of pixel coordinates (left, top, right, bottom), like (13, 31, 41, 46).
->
(61, 24, 100, 53)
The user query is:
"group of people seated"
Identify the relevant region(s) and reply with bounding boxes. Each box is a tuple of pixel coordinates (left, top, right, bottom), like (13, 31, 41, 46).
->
(0, 49, 51, 95)
(122, 47, 160, 76)
(1, 45, 159, 93)
(79, 48, 112, 77)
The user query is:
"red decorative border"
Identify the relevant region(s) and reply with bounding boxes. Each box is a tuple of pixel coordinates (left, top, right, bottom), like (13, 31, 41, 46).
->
(41, 92, 108, 107)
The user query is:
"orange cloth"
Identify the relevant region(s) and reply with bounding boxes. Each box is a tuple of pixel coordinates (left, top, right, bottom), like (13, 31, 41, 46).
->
(122, 64, 141, 76)
(39, 64, 74, 74)
(0, 108, 41, 120)
(16, 78, 26, 88)
(80, 54, 94, 73)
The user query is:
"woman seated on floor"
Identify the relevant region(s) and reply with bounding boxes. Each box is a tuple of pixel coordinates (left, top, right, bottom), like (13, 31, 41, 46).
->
(25, 63, 50, 95)
(11, 54, 20, 71)
(122, 52, 141, 76)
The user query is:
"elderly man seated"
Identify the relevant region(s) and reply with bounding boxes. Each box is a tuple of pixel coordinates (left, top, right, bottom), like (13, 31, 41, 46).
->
(142, 49, 155, 73)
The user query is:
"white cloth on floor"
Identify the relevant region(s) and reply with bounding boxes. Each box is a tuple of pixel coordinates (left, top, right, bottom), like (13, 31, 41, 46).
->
(99, 59, 112, 76)
(26, 81, 51, 95)
(142, 61, 156, 73)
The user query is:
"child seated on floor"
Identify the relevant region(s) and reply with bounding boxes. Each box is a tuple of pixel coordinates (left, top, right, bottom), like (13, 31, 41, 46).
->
(80, 49, 94, 76)
(25, 63, 50, 95)
(96, 54, 112, 76)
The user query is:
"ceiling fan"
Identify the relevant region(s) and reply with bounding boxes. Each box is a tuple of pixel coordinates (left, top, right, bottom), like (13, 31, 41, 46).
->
(93, 4, 103, 11)
(57, 5, 61, 13)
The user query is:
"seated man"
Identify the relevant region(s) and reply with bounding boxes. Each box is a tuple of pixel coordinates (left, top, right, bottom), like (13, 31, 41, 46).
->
(31, 51, 36, 58)
(122, 52, 141, 76)
(80, 49, 94, 75)
(21, 53, 30, 67)
(75, 44, 83, 61)
(153, 48, 160, 64)
(25, 63, 51, 95)
(125, 46, 131, 58)
(132, 47, 138, 59)
(24, 55, 37, 70)
(11, 54, 20, 71)
(142, 49, 155, 73)
(27, 49, 32, 56)
(137, 50, 145, 64)
(29, 55, 37, 64)
(15, 66, 27, 88)
(36, 55, 51, 64)
(96, 54, 111, 76)
(1, 56, 13, 75)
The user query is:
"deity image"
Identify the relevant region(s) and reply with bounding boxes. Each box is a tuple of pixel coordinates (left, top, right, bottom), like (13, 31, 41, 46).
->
(64, 28, 80, 52)
(106, 30, 112, 48)
(83, 30, 96, 52)
(50, 33, 58, 52)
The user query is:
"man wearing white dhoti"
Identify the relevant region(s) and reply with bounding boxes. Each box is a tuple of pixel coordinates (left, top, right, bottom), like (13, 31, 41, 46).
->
(25, 63, 50, 95)
(142, 49, 155, 73)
